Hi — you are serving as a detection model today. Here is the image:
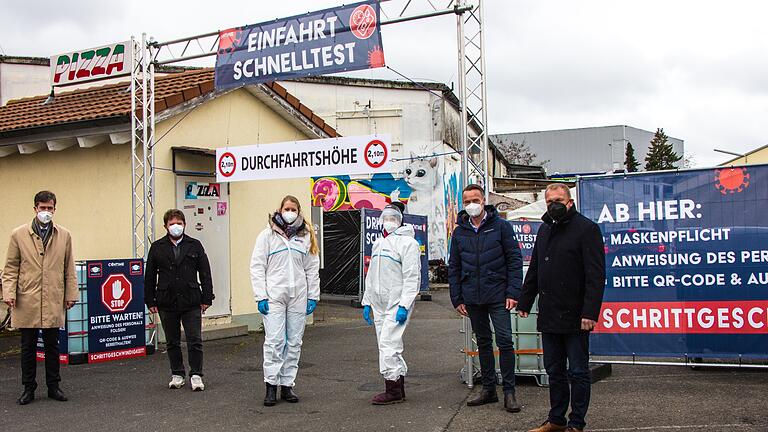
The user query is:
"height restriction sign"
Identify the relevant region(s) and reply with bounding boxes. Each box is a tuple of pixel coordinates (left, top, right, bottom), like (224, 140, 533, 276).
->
(216, 134, 392, 182)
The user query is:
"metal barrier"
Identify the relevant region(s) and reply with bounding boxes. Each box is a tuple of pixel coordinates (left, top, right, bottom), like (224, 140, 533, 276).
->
(460, 298, 548, 388)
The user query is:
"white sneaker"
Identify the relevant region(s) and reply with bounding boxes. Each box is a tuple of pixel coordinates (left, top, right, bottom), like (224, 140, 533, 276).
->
(190, 375, 205, 391)
(168, 375, 186, 389)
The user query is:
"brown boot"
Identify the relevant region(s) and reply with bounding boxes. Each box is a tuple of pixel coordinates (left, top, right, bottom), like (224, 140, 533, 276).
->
(371, 378, 404, 405)
(527, 421, 567, 432)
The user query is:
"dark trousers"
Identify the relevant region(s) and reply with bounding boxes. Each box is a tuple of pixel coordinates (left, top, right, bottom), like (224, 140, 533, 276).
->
(543, 331, 591, 430)
(20, 328, 61, 390)
(159, 308, 203, 377)
(466, 303, 516, 394)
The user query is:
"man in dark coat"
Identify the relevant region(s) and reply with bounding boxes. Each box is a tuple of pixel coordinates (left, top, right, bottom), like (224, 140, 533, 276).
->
(448, 184, 523, 413)
(145, 209, 214, 392)
(518, 184, 605, 432)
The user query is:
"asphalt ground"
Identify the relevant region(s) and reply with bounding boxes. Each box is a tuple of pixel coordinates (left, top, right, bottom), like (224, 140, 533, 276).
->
(1, 289, 766, 432)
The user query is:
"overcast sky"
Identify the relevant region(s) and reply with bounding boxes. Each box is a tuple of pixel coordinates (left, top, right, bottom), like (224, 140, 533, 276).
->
(2, 0, 766, 167)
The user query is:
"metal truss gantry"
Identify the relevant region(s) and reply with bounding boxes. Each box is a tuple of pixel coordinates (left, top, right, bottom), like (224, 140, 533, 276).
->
(130, 34, 155, 259)
(130, 0, 489, 261)
(129, 1, 489, 383)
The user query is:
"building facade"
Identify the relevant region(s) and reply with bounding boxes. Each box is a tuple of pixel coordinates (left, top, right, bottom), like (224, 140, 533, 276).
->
(281, 76, 513, 261)
(491, 125, 685, 175)
(0, 69, 337, 331)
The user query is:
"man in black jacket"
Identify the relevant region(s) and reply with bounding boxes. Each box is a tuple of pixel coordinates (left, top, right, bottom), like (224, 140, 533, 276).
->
(145, 209, 214, 392)
(518, 184, 605, 432)
(448, 184, 523, 413)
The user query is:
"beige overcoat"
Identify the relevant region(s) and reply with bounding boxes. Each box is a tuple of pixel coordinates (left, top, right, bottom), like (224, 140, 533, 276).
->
(2, 222, 78, 328)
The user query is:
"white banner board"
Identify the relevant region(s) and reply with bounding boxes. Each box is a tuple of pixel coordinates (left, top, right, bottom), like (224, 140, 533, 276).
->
(216, 134, 391, 182)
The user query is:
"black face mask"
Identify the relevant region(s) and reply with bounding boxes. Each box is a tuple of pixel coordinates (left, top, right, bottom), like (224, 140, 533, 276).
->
(547, 201, 568, 221)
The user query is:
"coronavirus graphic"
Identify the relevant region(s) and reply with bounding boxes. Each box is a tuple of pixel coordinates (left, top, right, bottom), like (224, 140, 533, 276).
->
(715, 167, 750, 194)
(368, 46, 385, 68)
(218, 28, 243, 54)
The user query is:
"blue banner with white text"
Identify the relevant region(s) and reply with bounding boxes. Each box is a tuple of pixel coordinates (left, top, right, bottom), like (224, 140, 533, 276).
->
(578, 165, 768, 358)
(362, 208, 429, 293)
(86, 259, 146, 363)
(215, 1, 384, 89)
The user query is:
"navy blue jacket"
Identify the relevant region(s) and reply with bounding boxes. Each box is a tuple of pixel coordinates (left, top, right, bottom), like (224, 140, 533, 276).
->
(517, 205, 606, 333)
(448, 205, 523, 307)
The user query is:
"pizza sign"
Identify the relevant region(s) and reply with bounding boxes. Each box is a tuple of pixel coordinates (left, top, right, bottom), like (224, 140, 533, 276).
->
(51, 41, 131, 86)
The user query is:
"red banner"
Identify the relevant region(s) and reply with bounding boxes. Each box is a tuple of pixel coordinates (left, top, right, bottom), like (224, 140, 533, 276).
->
(595, 301, 768, 334)
(88, 346, 146, 363)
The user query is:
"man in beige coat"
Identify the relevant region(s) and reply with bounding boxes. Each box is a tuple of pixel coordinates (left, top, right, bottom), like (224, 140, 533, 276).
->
(2, 191, 78, 405)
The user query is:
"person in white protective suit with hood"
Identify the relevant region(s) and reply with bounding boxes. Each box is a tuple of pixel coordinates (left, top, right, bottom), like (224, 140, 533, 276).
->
(250, 195, 320, 407)
(362, 201, 422, 405)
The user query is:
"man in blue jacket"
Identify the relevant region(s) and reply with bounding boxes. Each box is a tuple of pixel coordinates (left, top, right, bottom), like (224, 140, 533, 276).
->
(448, 184, 523, 413)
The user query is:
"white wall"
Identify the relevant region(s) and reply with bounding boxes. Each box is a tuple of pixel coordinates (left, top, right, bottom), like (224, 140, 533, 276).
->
(0, 61, 186, 105)
(0, 63, 50, 105)
(282, 81, 463, 261)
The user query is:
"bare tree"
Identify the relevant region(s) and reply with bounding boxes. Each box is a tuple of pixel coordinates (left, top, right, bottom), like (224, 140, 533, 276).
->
(493, 137, 548, 167)
(682, 153, 695, 169)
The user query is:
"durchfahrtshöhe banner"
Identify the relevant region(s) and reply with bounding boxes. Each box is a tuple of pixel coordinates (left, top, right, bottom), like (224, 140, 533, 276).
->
(578, 165, 768, 358)
(508, 220, 542, 263)
(216, 135, 392, 182)
(215, 0, 384, 89)
(361, 208, 429, 293)
(86, 259, 146, 363)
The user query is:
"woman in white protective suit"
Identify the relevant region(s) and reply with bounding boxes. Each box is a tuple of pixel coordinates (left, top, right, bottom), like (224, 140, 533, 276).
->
(250, 195, 320, 407)
(362, 201, 421, 405)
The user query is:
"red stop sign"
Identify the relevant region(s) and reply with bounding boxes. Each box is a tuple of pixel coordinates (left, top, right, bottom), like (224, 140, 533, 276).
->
(101, 274, 133, 313)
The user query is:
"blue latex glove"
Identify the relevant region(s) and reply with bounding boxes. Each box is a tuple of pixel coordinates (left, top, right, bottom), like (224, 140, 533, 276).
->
(363, 305, 373, 325)
(395, 306, 408, 325)
(306, 299, 317, 315)
(258, 299, 269, 315)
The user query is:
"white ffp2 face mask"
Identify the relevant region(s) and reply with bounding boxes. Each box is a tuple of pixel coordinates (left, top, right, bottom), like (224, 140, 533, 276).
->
(37, 211, 53, 224)
(465, 203, 483, 217)
(168, 224, 184, 238)
(383, 221, 400, 234)
(282, 211, 298, 224)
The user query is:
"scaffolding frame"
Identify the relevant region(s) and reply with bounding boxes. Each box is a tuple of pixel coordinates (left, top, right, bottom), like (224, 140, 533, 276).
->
(129, 35, 156, 260)
(126, 0, 491, 377)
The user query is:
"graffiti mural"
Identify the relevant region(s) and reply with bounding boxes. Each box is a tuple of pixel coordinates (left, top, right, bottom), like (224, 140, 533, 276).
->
(443, 171, 462, 253)
(404, 154, 447, 260)
(311, 174, 411, 211)
(311, 152, 462, 262)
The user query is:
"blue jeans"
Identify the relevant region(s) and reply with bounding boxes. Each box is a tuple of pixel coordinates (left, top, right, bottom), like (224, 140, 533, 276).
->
(543, 332, 591, 430)
(466, 303, 516, 394)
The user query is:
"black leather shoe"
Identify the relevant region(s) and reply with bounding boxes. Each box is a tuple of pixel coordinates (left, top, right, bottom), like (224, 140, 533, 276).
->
(504, 392, 521, 413)
(466, 389, 498, 406)
(48, 387, 68, 402)
(280, 386, 299, 403)
(264, 383, 277, 406)
(17, 388, 35, 405)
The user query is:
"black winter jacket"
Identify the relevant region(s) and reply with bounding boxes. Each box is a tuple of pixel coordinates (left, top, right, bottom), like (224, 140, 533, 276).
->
(448, 205, 523, 307)
(144, 235, 214, 312)
(517, 205, 606, 333)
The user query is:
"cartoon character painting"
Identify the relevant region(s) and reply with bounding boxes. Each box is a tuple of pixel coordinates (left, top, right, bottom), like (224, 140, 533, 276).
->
(404, 154, 447, 260)
(311, 160, 459, 262)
